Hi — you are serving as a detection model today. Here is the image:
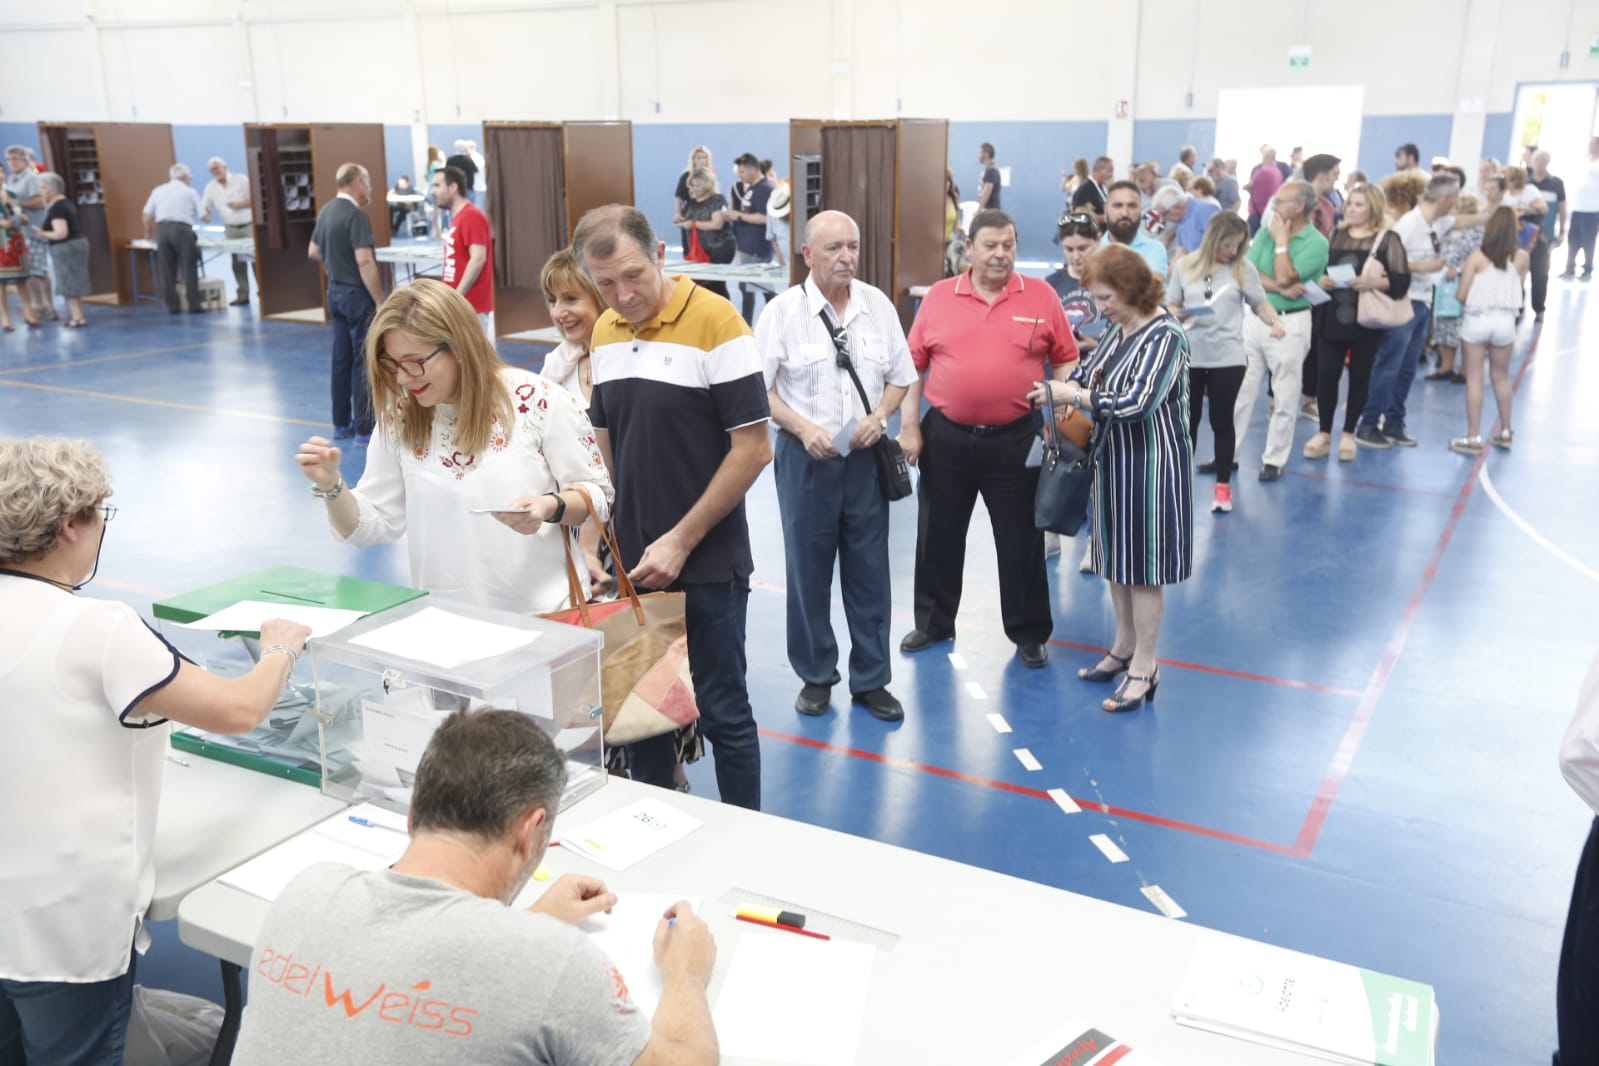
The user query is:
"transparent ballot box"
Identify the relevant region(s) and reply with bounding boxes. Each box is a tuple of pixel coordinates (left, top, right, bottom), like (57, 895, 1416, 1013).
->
(304, 598, 606, 815)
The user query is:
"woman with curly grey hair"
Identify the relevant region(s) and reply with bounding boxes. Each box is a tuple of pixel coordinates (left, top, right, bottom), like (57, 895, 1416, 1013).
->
(0, 437, 312, 1064)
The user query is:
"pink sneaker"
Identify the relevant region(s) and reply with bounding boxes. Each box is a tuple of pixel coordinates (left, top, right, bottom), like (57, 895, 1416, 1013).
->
(1212, 484, 1233, 513)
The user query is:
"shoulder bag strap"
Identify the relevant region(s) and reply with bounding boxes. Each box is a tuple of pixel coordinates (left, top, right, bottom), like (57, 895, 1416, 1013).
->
(818, 307, 876, 420)
(557, 489, 647, 626)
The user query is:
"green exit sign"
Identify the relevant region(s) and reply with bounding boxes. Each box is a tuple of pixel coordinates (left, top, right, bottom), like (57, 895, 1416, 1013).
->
(1289, 45, 1311, 69)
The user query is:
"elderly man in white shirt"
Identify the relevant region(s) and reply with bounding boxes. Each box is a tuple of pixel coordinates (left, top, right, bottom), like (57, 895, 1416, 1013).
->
(756, 210, 916, 723)
(141, 163, 205, 314)
(201, 156, 254, 306)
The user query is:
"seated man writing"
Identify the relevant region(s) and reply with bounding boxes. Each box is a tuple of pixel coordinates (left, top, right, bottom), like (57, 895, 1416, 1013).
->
(231, 710, 718, 1065)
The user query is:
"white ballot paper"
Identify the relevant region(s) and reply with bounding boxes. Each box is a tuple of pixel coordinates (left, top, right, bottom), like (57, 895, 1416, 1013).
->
(577, 893, 701, 1019)
(346, 605, 539, 668)
(182, 600, 367, 639)
(712, 934, 876, 1065)
(831, 417, 859, 457)
(558, 798, 703, 871)
(1301, 281, 1332, 306)
(1326, 263, 1358, 287)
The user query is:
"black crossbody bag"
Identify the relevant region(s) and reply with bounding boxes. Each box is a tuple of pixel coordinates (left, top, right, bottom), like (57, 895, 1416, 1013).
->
(819, 309, 913, 501)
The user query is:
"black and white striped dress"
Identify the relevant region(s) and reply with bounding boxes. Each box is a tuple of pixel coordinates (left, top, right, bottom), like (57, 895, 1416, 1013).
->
(1073, 315, 1193, 586)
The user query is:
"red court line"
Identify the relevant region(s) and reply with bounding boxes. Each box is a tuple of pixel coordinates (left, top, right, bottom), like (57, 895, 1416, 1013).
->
(1291, 331, 1545, 857)
(760, 727, 1299, 856)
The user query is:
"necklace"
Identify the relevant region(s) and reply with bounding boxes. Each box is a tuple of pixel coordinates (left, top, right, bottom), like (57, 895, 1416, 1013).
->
(578, 353, 592, 389)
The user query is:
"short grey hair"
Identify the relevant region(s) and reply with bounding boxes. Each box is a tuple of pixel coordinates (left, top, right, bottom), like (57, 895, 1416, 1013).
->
(1152, 185, 1188, 213)
(0, 438, 111, 566)
(4, 145, 27, 158)
(409, 710, 568, 841)
(169, 163, 191, 181)
(572, 204, 658, 268)
(38, 171, 64, 196)
(207, 156, 227, 169)
(1423, 174, 1461, 202)
(1280, 180, 1317, 214)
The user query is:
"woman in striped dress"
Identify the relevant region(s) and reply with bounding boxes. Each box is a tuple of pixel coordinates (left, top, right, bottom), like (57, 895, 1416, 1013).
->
(1030, 244, 1192, 713)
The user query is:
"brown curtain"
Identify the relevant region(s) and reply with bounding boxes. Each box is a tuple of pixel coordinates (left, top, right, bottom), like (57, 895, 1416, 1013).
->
(487, 126, 566, 290)
(821, 126, 896, 295)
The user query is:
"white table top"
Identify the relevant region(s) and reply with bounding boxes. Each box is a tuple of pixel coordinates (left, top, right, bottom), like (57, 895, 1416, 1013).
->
(663, 261, 789, 286)
(178, 775, 1330, 1063)
(152, 753, 347, 923)
(375, 240, 444, 265)
(127, 235, 253, 255)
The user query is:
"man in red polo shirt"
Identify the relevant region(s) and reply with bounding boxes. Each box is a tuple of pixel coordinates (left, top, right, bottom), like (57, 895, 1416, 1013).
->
(896, 209, 1077, 668)
(432, 164, 494, 335)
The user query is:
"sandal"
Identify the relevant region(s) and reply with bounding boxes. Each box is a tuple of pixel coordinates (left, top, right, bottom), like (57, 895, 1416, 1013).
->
(24, 317, 40, 329)
(1302, 433, 1331, 460)
(1102, 671, 1160, 713)
(1492, 429, 1513, 450)
(1078, 651, 1131, 683)
(1448, 435, 1484, 456)
(1337, 435, 1356, 461)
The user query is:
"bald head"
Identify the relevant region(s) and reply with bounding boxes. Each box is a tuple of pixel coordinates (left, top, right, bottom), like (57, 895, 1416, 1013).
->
(803, 210, 858, 246)
(801, 210, 860, 299)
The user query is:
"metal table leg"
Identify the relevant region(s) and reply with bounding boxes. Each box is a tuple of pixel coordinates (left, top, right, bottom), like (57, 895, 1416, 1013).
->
(208, 959, 244, 1065)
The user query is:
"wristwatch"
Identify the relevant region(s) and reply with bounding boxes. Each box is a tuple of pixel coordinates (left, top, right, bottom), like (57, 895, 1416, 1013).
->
(544, 492, 567, 523)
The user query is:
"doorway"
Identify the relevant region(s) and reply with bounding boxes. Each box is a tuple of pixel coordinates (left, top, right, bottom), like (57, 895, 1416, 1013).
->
(1508, 81, 1599, 181)
(1215, 85, 1365, 180)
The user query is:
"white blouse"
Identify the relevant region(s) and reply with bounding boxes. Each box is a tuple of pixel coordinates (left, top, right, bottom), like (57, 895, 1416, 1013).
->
(0, 574, 179, 981)
(541, 339, 589, 403)
(340, 367, 614, 614)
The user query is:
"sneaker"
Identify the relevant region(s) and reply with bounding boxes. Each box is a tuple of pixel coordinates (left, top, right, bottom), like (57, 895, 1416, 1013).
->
(1259, 464, 1282, 482)
(1560, 270, 1577, 279)
(1449, 435, 1484, 455)
(1299, 398, 1319, 421)
(1212, 484, 1233, 513)
(1382, 420, 1417, 447)
(1079, 546, 1093, 573)
(1355, 425, 1392, 449)
(1044, 531, 1062, 558)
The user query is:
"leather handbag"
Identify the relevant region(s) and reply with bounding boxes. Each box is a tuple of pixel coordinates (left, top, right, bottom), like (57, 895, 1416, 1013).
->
(1356, 231, 1414, 330)
(1034, 368, 1103, 536)
(539, 495, 700, 746)
(820, 310, 914, 501)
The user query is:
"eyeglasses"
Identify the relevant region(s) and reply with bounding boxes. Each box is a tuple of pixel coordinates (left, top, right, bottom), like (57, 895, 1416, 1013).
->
(1203, 274, 1213, 301)
(377, 341, 448, 377)
(100, 504, 117, 523)
(825, 323, 853, 368)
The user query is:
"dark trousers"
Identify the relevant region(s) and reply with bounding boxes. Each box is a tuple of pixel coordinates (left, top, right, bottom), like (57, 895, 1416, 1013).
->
(1558, 817, 1599, 1065)
(1301, 303, 1326, 399)
(628, 578, 761, 810)
(0, 948, 136, 1066)
(1316, 329, 1382, 434)
(1566, 212, 1598, 276)
(1530, 238, 1551, 314)
(1360, 301, 1430, 431)
(913, 408, 1051, 646)
(773, 432, 892, 694)
(1188, 365, 1246, 485)
(328, 281, 376, 435)
(155, 221, 199, 313)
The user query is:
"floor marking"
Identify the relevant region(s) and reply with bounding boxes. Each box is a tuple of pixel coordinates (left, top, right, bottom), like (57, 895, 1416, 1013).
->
(0, 338, 246, 376)
(1012, 748, 1042, 771)
(964, 681, 987, 700)
(1046, 788, 1080, 815)
(1478, 465, 1599, 585)
(0, 379, 327, 427)
(947, 652, 968, 670)
(1140, 884, 1186, 919)
(985, 713, 1011, 734)
(1089, 834, 1129, 863)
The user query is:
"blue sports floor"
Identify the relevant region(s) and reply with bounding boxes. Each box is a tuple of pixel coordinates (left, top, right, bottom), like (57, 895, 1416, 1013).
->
(2, 274, 1595, 1062)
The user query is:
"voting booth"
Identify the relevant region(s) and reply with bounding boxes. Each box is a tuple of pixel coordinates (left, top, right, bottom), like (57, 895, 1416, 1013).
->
(305, 597, 605, 814)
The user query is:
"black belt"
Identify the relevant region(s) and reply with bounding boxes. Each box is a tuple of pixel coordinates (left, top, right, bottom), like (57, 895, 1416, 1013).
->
(939, 412, 1032, 436)
(154, 220, 193, 227)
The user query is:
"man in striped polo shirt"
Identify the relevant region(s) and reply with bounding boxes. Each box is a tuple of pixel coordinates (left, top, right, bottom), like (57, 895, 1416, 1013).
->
(573, 205, 772, 810)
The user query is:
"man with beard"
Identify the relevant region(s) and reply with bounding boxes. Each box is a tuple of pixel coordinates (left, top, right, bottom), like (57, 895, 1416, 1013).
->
(230, 710, 719, 1066)
(1100, 180, 1167, 275)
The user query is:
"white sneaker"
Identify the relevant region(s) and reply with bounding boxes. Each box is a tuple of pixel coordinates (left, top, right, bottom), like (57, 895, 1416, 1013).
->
(1079, 545, 1093, 573)
(1044, 531, 1062, 558)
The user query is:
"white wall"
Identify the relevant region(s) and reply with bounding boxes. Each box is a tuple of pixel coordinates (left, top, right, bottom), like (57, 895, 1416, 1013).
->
(0, 0, 1595, 127)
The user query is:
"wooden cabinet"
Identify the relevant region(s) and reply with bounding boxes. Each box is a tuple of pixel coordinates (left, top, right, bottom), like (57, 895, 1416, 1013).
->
(245, 123, 388, 323)
(38, 122, 175, 305)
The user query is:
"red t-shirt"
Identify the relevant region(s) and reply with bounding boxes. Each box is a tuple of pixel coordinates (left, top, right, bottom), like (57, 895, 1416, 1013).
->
(908, 271, 1078, 427)
(442, 201, 494, 312)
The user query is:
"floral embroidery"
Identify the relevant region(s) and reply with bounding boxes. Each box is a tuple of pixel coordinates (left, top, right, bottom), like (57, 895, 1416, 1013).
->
(489, 416, 509, 453)
(441, 450, 476, 481)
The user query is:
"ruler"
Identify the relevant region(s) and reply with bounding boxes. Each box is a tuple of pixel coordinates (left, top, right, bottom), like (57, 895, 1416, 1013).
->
(718, 887, 901, 950)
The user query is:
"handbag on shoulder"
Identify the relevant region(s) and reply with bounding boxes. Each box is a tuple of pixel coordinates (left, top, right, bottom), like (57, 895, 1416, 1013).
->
(819, 309, 914, 501)
(1356, 230, 1414, 330)
(1034, 362, 1103, 536)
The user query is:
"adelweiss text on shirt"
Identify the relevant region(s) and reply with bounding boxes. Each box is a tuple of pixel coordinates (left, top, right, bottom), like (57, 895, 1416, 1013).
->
(256, 946, 478, 1037)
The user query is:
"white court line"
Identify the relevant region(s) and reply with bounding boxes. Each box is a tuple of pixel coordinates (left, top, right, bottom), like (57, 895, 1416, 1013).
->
(964, 681, 987, 700)
(1478, 466, 1599, 585)
(1012, 748, 1042, 771)
(986, 713, 1011, 733)
(1089, 834, 1129, 863)
(947, 652, 968, 671)
(1046, 788, 1081, 815)
(1141, 884, 1187, 919)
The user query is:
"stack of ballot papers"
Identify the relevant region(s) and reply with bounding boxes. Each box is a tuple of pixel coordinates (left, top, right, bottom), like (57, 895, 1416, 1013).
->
(219, 803, 410, 902)
(1171, 932, 1438, 1066)
(1003, 1019, 1164, 1065)
(711, 933, 876, 1066)
(557, 797, 703, 871)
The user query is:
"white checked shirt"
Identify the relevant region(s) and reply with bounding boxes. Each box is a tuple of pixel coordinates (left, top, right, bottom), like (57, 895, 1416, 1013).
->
(756, 274, 917, 437)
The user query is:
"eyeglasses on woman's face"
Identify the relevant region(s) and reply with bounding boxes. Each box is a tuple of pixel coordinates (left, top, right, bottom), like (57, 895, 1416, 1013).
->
(377, 341, 448, 377)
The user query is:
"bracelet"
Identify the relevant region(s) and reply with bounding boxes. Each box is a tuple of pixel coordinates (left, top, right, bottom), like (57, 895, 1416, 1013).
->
(262, 644, 299, 668)
(545, 492, 567, 524)
(311, 478, 345, 500)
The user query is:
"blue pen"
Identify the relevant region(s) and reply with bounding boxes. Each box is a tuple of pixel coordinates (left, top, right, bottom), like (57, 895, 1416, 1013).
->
(348, 816, 378, 828)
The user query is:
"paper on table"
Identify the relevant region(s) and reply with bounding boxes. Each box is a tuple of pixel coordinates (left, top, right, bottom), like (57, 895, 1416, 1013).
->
(218, 803, 409, 902)
(577, 894, 700, 1018)
(558, 798, 703, 872)
(1301, 281, 1332, 306)
(346, 605, 539, 668)
(831, 417, 859, 457)
(1326, 263, 1358, 287)
(712, 934, 876, 1065)
(181, 599, 367, 639)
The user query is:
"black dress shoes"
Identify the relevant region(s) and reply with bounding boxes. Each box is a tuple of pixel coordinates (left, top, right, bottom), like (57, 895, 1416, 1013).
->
(853, 688, 904, 722)
(1017, 643, 1049, 668)
(795, 684, 831, 716)
(899, 629, 951, 653)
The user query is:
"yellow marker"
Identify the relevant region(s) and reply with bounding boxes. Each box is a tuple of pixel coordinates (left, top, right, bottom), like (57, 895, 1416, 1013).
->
(736, 904, 806, 928)
(586, 838, 604, 850)
(533, 865, 552, 882)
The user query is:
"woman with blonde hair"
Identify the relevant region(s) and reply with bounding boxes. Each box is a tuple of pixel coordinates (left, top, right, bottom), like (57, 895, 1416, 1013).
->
(1307, 182, 1410, 460)
(294, 278, 612, 613)
(672, 166, 735, 298)
(1450, 206, 1529, 454)
(1166, 211, 1282, 513)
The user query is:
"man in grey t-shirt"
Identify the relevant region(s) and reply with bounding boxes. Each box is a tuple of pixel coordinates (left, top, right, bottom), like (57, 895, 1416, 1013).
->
(308, 163, 384, 440)
(232, 711, 718, 1066)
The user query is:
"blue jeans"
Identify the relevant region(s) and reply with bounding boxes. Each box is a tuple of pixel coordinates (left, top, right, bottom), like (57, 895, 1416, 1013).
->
(1359, 300, 1430, 430)
(627, 578, 761, 809)
(773, 431, 892, 694)
(328, 281, 376, 435)
(0, 950, 137, 1066)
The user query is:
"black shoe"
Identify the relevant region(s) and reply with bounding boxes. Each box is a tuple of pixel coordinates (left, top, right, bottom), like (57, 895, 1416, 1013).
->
(1560, 270, 1576, 279)
(1355, 425, 1391, 449)
(1196, 459, 1240, 476)
(1383, 421, 1417, 447)
(795, 683, 831, 716)
(853, 688, 904, 722)
(1259, 464, 1282, 482)
(1448, 372, 1466, 384)
(1017, 643, 1049, 668)
(1424, 369, 1452, 381)
(229, 297, 250, 306)
(899, 629, 951, 653)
